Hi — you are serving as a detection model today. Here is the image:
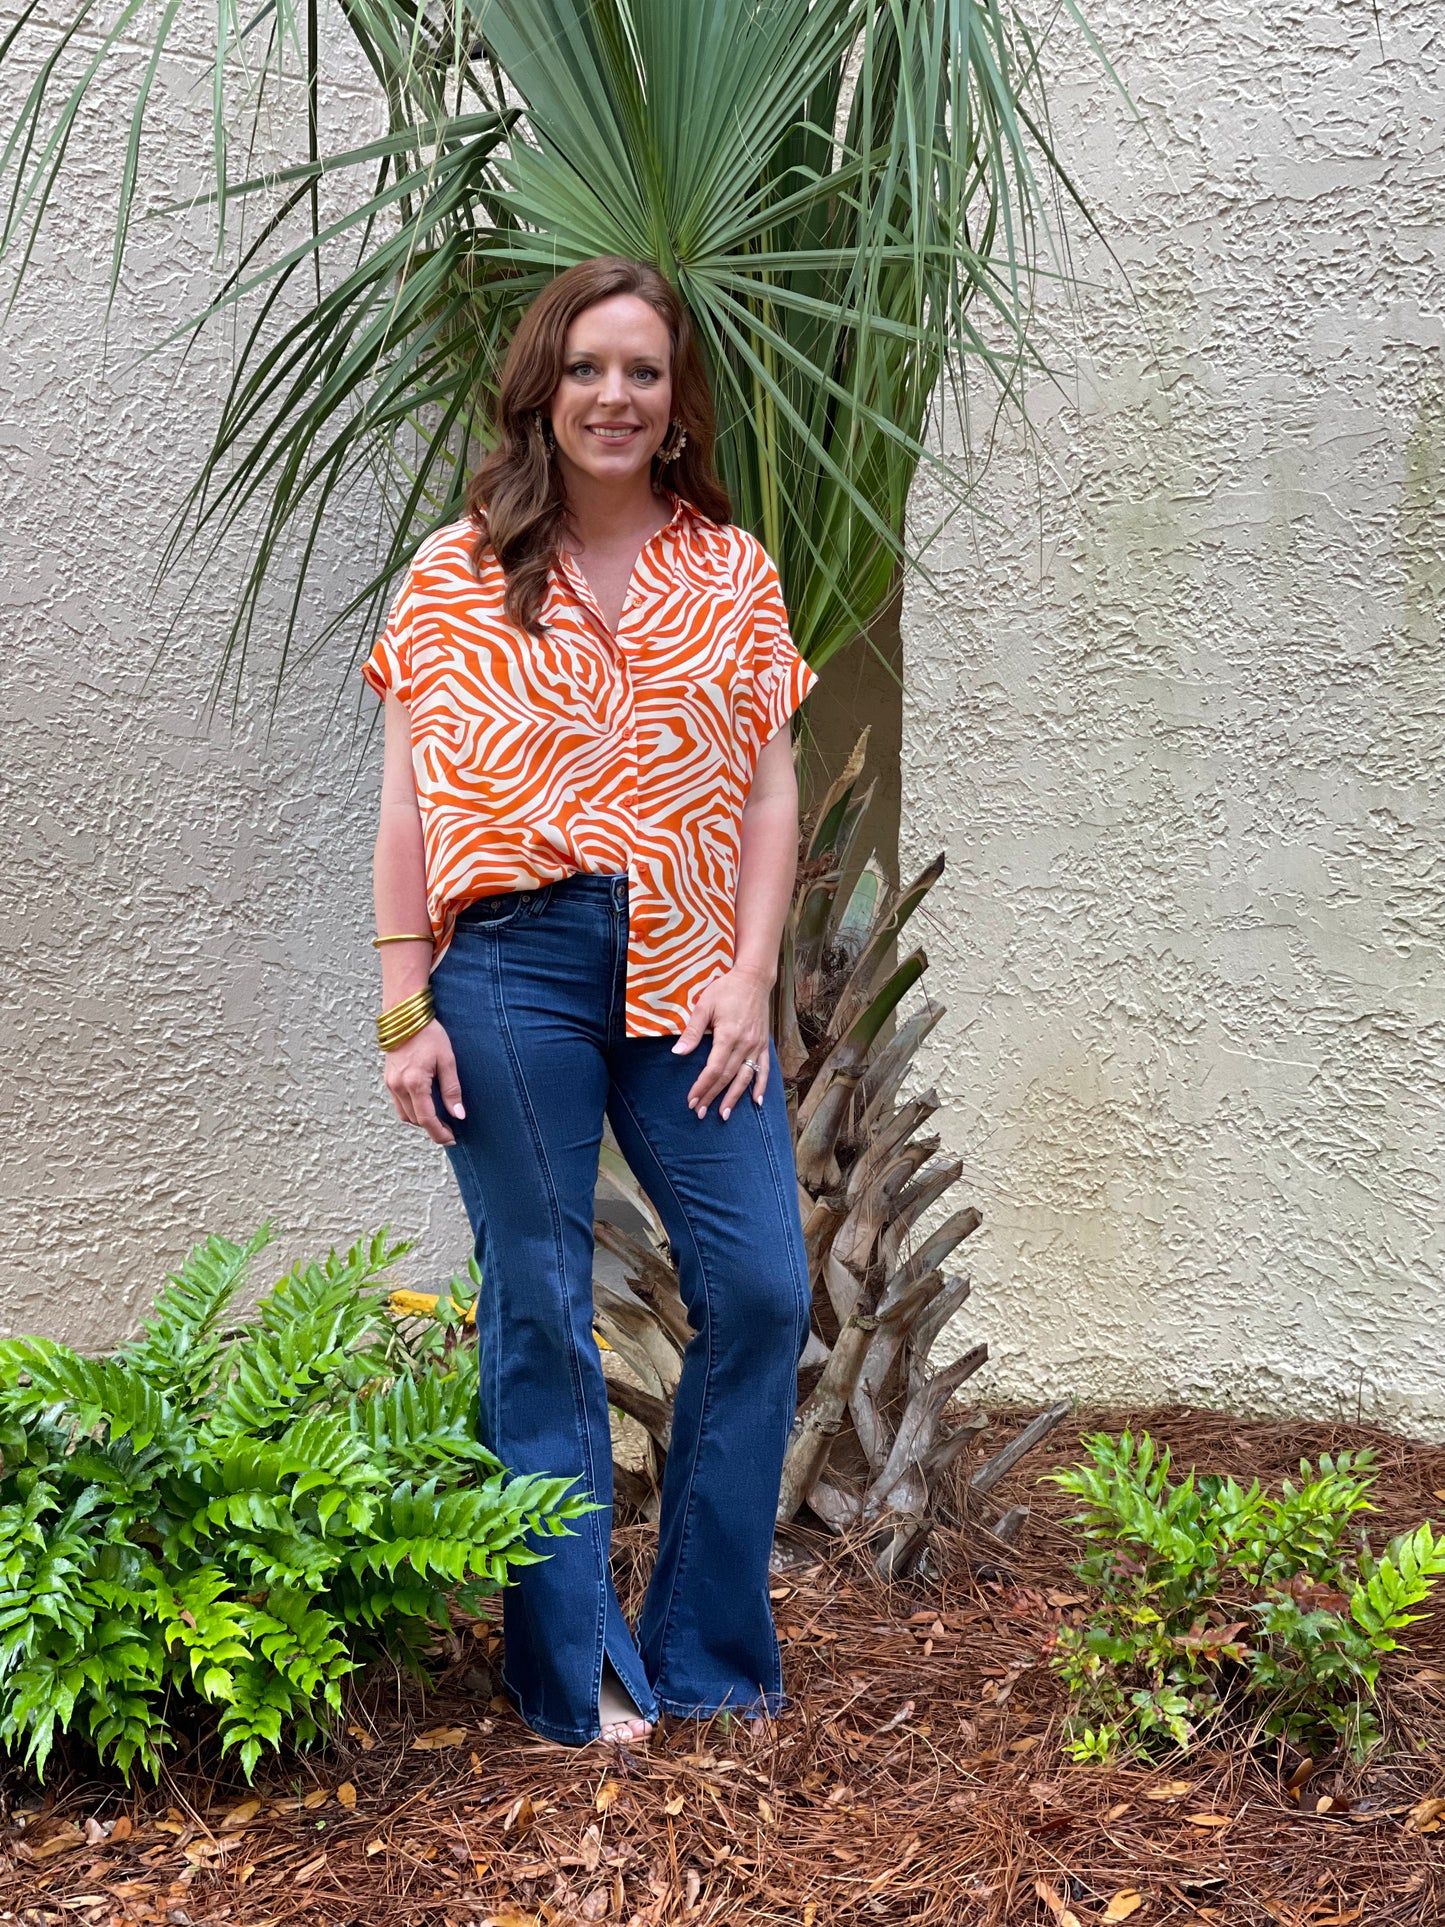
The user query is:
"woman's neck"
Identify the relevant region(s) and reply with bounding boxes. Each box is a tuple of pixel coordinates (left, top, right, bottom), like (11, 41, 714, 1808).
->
(560, 461, 669, 556)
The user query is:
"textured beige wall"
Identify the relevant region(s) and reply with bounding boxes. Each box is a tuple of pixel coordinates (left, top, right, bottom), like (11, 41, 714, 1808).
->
(0, 16, 470, 1345)
(2, 5, 1441, 1444)
(902, 0, 1445, 1436)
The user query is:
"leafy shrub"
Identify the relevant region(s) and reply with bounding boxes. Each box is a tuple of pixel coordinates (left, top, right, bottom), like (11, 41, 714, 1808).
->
(0, 1229, 588, 1781)
(1049, 1431, 1445, 1762)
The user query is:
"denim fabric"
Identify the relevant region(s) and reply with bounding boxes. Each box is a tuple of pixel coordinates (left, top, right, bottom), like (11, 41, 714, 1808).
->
(430, 872, 811, 1745)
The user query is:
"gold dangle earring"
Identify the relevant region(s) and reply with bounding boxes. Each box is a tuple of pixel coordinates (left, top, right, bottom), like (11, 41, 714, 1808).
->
(657, 420, 688, 464)
(530, 412, 555, 459)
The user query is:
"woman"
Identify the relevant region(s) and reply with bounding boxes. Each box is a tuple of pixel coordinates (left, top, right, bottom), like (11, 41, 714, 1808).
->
(364, 257, 817, 1747)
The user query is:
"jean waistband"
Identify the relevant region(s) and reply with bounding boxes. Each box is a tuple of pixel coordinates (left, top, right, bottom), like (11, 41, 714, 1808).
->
(548, 871, 629, 899)
(454, 870, 628, 925)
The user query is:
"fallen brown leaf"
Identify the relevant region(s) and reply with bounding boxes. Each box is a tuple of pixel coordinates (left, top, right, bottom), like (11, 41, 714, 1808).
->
(504, 1793, 536, 1834)
(1144, 1781, 1193, 1801)
(26, 1825, 84, 1862)
(1035, 1876, 1084, 1927)
(220, 1798, 261, 1829)
(346, 1721, 377, 1751)
(1105, 1802, 1132, 1821)
(412, 1724, 469, 1750)
(1102, 1895, 1145, 1924)
(1186, 1813, 1234, 1829)
(110, 1815, 134, 1843)
(301, 1788, 329, 1810)
(663, 1792, 686, 1816)
(1406, 1796, 1445, 1833)
(595, 1780, 621, 1813)
(875, 1699, 915, 1735)
(336, 1782, 357, 1811)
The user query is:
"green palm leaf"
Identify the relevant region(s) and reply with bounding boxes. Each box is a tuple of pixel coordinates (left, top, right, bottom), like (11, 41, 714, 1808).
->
(0, 0, 1104, 694)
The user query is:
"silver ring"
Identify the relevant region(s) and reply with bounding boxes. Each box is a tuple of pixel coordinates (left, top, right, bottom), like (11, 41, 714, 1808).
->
(742, 1058, 762, 1074)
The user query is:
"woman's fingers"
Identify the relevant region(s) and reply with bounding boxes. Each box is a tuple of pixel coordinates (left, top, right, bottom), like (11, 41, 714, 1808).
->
(436, 1037, 466, 1122)
(688, 1030, 743, 1114)
(383, 1023, 460, 1146)
(408, 1069, 455, 1146)
(671, 992, 713, 1059)
(750, 1050, 769, 1107)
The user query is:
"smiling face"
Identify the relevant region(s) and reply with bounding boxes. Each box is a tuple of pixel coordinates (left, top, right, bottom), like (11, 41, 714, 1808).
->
(547, 293, 674, 494)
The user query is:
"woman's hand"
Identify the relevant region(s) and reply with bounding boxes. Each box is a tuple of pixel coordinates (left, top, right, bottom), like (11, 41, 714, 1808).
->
(672, 965, 773, 1120)
(383, 1020, 466, 1146)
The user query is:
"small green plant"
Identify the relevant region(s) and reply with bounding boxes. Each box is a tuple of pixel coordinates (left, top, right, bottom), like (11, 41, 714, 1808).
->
(0, 1228, 588, 1781)
(1049, 1431, 1445, 1763)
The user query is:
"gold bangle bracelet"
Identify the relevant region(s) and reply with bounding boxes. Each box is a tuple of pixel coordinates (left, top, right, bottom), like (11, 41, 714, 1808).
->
(376, 987, 435, 1051)
(372, 933, 434, 947)
(378, 1009, 434, 1051)
(375, 1002, 433, 1048)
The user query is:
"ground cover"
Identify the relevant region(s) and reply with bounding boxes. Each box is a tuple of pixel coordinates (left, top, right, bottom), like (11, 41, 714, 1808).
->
(3, 1408, 1441, 1927)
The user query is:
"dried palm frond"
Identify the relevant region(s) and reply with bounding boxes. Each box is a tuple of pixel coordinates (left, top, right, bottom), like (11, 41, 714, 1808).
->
(595, 734, 1068, 1575)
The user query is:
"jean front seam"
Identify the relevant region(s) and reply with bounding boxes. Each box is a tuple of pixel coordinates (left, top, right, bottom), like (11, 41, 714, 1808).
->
(605, 1081, 718, 1688)
(489, 930, 611, 1741)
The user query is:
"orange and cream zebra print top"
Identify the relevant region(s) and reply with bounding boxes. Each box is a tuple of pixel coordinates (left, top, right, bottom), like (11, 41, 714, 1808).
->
(362, 495, 817, 1037)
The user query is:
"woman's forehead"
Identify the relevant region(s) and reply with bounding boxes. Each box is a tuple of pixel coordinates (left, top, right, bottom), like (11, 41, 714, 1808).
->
(563, 294, 670, 358)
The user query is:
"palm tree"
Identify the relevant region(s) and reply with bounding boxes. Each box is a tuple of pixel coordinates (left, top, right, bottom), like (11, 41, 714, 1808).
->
(0, 0, 1098, 698)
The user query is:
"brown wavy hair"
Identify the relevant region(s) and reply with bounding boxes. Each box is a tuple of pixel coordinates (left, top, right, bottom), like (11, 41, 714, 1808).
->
(465, 257, 731, 634)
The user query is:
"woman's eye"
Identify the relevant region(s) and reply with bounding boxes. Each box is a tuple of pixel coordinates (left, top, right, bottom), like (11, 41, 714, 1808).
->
(567, 361, 596, 378)
(633, 367, 660, 383)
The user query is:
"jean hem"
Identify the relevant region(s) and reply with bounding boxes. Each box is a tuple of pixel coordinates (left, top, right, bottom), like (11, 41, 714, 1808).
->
(655, 1690, 789, 1721)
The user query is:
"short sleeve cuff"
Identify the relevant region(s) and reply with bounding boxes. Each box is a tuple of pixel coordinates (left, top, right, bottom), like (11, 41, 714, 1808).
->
(757, 647, 818, 742)
(362, 636, 409, 702)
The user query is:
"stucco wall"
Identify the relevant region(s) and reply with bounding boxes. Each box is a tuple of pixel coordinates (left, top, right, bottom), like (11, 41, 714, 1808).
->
(0, 17, 470, 1346)
(902, 0, 1445, 1436)
(1, 5, 1440, 1441)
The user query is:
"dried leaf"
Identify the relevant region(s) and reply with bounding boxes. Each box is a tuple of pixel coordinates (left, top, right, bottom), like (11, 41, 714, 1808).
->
(220, 1797, 261, 1830)
(301, 1788, 330, 1810)
(413, 1724, 469, 1751)
(346, 1722, 377, 1751)
(1406, 1796, 1445, 1832)
(235, 1864, 256, 1886)
(504, 1794, 536, 1834)
(110, 1815, 134, 1842)
(27, 1824, 84, 1862)
(663, 1793, 686, 1817)
(874, 1699, 915, 1735)
(1102, 1894, 1145, 1923)
(489, 1912, 539, 1927)
(294, 1851, 328, 1881)
(336, 1783, 357, 1811)
(803, 1908, 819, 1927)
(364, 1838, 386, 1857)
(1105, 1803, 1132, 1821)
(595, 1780, 622, 1813)
(1144, 1781, 1193, 1801)
(1034, 1879, 1085, 1927)
(758, 1796, 776, 1825)
(1313, 1910, 1363, 1926)
(1186, 1813, 1234, 1829)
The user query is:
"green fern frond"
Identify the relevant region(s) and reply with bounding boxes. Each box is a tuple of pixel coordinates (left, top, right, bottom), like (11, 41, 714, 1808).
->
(122, 1229, 272, 1399)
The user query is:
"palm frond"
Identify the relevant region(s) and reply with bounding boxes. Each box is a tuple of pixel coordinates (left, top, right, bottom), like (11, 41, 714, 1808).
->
(0, 0, 1105, 692)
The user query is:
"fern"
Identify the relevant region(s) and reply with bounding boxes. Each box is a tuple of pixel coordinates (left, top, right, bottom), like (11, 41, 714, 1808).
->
(1052, 1432, 1444, 1762)
(0, 1229, 590, 1782)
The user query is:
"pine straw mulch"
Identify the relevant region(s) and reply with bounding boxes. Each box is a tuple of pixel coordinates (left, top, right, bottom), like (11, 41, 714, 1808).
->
(4, 1405, 1444, 1927)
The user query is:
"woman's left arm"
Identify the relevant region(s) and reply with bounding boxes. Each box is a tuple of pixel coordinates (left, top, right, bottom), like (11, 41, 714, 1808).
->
(673, 725, 799, 1120)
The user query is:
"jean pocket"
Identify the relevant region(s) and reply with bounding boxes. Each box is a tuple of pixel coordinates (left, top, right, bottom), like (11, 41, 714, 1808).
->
(458, 890, 527, 930)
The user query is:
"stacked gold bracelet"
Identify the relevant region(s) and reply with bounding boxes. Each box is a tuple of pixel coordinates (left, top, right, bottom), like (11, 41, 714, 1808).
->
(376, 986, 435, 1052)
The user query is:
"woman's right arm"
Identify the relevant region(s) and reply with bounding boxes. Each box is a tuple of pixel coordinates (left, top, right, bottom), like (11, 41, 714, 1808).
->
(374, 695, 465, 1146)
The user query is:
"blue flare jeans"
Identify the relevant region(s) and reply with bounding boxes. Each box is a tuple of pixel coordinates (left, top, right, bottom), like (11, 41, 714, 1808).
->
(430, 872, 811, 1745)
